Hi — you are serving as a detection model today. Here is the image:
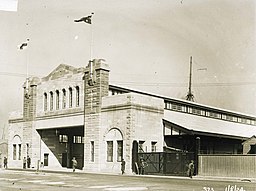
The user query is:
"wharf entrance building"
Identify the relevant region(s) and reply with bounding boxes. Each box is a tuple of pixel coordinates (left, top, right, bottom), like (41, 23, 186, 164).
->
(8, 59, 256, 174)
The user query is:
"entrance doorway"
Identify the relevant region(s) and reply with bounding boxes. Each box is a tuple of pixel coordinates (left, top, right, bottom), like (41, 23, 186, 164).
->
(44, 153, 49, 166)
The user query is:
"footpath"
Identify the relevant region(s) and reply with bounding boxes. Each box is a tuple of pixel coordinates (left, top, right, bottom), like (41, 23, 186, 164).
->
(3, 167, 256, 183)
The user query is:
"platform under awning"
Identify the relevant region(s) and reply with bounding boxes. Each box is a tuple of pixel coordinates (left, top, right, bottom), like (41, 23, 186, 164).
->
(163, 110, 256, 140)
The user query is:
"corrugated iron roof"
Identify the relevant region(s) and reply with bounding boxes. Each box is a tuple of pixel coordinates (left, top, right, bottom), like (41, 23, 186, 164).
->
(164, 110, 256, 139)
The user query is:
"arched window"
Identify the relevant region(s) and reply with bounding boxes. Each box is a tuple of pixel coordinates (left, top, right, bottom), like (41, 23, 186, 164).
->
(69, 87, 73, 108)
(62, 89, 66, 109)
(49, 91, 53, 111)
(56, 90, 60, 110)
(105, 128, 123, 162)
(12, 135, 22, 160)
(75, 86, 80, 107)
(44, 93, 47, 111)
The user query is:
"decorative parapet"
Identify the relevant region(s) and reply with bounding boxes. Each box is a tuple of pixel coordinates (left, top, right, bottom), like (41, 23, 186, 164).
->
(102, 93, 164, 113)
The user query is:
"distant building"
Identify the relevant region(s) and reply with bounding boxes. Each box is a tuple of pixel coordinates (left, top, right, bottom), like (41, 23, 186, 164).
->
(8, 59, 256, 173)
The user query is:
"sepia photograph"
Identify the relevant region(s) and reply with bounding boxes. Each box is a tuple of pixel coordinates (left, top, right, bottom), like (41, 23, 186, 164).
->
(0, 0, 255, 190)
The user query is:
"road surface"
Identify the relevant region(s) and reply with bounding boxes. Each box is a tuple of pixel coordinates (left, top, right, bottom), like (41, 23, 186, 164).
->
(0, 170, 255, 191)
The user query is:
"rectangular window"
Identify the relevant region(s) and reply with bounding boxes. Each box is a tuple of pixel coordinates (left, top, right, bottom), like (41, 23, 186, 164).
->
(226, 115, 233, 121)
(151, 141, 157, 152)
(164, 102, 171, 110)
(138, 141, 145, 153)
(107, 141, 113, 162)
(233, 116, 238, 122)
(59, 135, 68, 143)
(18, 144, 21, 160)
(117, 141, 123, 162)
(192, 108, 201, 115)
(241, 118, 247, 124)
(91, 141, 94, 162)
(73, 136, 82, 144)
(209, 112, 221, 119)
(171, 103, 183, 111)
(13, 144, 16, 160)
(222, 114, 227, 120)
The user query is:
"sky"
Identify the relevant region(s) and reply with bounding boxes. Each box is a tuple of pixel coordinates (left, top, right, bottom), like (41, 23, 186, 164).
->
(0, 0, 255, 136)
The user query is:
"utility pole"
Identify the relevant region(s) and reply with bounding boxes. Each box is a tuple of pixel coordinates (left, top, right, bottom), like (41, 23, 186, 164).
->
(186, 56, 194, 102)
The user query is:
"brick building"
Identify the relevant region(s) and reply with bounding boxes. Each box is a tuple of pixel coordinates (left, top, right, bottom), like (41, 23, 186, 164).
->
(8, 59, 256, 174)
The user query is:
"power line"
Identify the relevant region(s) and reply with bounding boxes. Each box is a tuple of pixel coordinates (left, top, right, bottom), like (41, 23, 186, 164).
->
(0, 71, 255, 87)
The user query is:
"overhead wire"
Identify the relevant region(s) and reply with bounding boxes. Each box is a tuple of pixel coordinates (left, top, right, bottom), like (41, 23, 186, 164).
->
(0, 71, 255, 87)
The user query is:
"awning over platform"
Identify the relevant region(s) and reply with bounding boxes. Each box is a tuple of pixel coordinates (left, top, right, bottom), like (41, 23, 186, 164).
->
(164, 110, 256, 139)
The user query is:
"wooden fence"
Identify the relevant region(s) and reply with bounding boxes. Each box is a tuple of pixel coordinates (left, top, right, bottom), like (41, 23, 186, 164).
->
(198, 154, 256, 178)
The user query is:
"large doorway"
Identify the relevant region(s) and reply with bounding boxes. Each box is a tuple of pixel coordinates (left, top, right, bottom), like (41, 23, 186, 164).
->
(39, 126, 84, 169)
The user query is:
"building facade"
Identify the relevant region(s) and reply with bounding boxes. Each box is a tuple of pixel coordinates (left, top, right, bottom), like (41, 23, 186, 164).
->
(8, 59, 256, 174)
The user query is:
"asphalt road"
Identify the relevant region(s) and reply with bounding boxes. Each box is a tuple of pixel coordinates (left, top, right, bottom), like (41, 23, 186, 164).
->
(0, 170, 255, 191)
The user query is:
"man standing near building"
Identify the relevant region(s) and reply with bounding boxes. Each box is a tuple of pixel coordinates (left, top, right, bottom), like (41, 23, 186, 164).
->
(121, 159, 126, 175)
(187, 160, 195, 178)
(27, 156, 31, 168)
(3, 157, 7, 169)
(72, 157, 77, 172)
(23, 157, 27, 169)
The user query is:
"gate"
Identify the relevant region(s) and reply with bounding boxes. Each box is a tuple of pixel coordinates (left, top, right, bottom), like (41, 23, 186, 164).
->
(138, 152, 194, 176)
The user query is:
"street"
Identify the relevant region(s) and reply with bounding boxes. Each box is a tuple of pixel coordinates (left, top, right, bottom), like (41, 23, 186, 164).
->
(0, 170, 255, 191)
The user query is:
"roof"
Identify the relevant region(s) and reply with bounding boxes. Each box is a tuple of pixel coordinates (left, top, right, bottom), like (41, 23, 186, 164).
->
(109, 84, 256, 119)
(164, 109, 256, 140)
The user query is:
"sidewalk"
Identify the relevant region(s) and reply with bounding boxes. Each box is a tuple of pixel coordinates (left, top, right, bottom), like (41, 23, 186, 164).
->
(3, 167, 256, 183)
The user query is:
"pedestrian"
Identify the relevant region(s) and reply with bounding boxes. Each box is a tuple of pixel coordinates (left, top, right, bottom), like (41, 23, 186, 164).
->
(23, 157, 27, 169)
(187, 160, 195, 178)
(140, 158, 147, 175)
(72, 157, 77, 172)
(3, 157, 7, 169)
(27, 156, 31, 168)
(121, 158, 126, 175)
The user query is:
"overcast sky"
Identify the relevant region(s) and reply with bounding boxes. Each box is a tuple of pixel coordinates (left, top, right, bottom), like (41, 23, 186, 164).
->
(0, 0, 255, 131)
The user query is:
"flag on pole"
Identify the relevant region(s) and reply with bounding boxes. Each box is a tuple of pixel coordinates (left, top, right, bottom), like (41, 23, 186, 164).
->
(74, 13, 94, 24)
(19, 39, 29, 50)
(19, 43, 27, 50)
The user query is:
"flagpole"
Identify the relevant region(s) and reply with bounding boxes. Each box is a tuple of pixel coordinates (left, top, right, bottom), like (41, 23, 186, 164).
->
(90, 16, 93, 62)
(89, 13, 94, 79)
(25, 39, 29, 92)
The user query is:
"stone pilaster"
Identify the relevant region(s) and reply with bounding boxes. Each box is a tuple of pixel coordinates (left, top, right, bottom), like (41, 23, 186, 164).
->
(83, 59, 110, 171)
